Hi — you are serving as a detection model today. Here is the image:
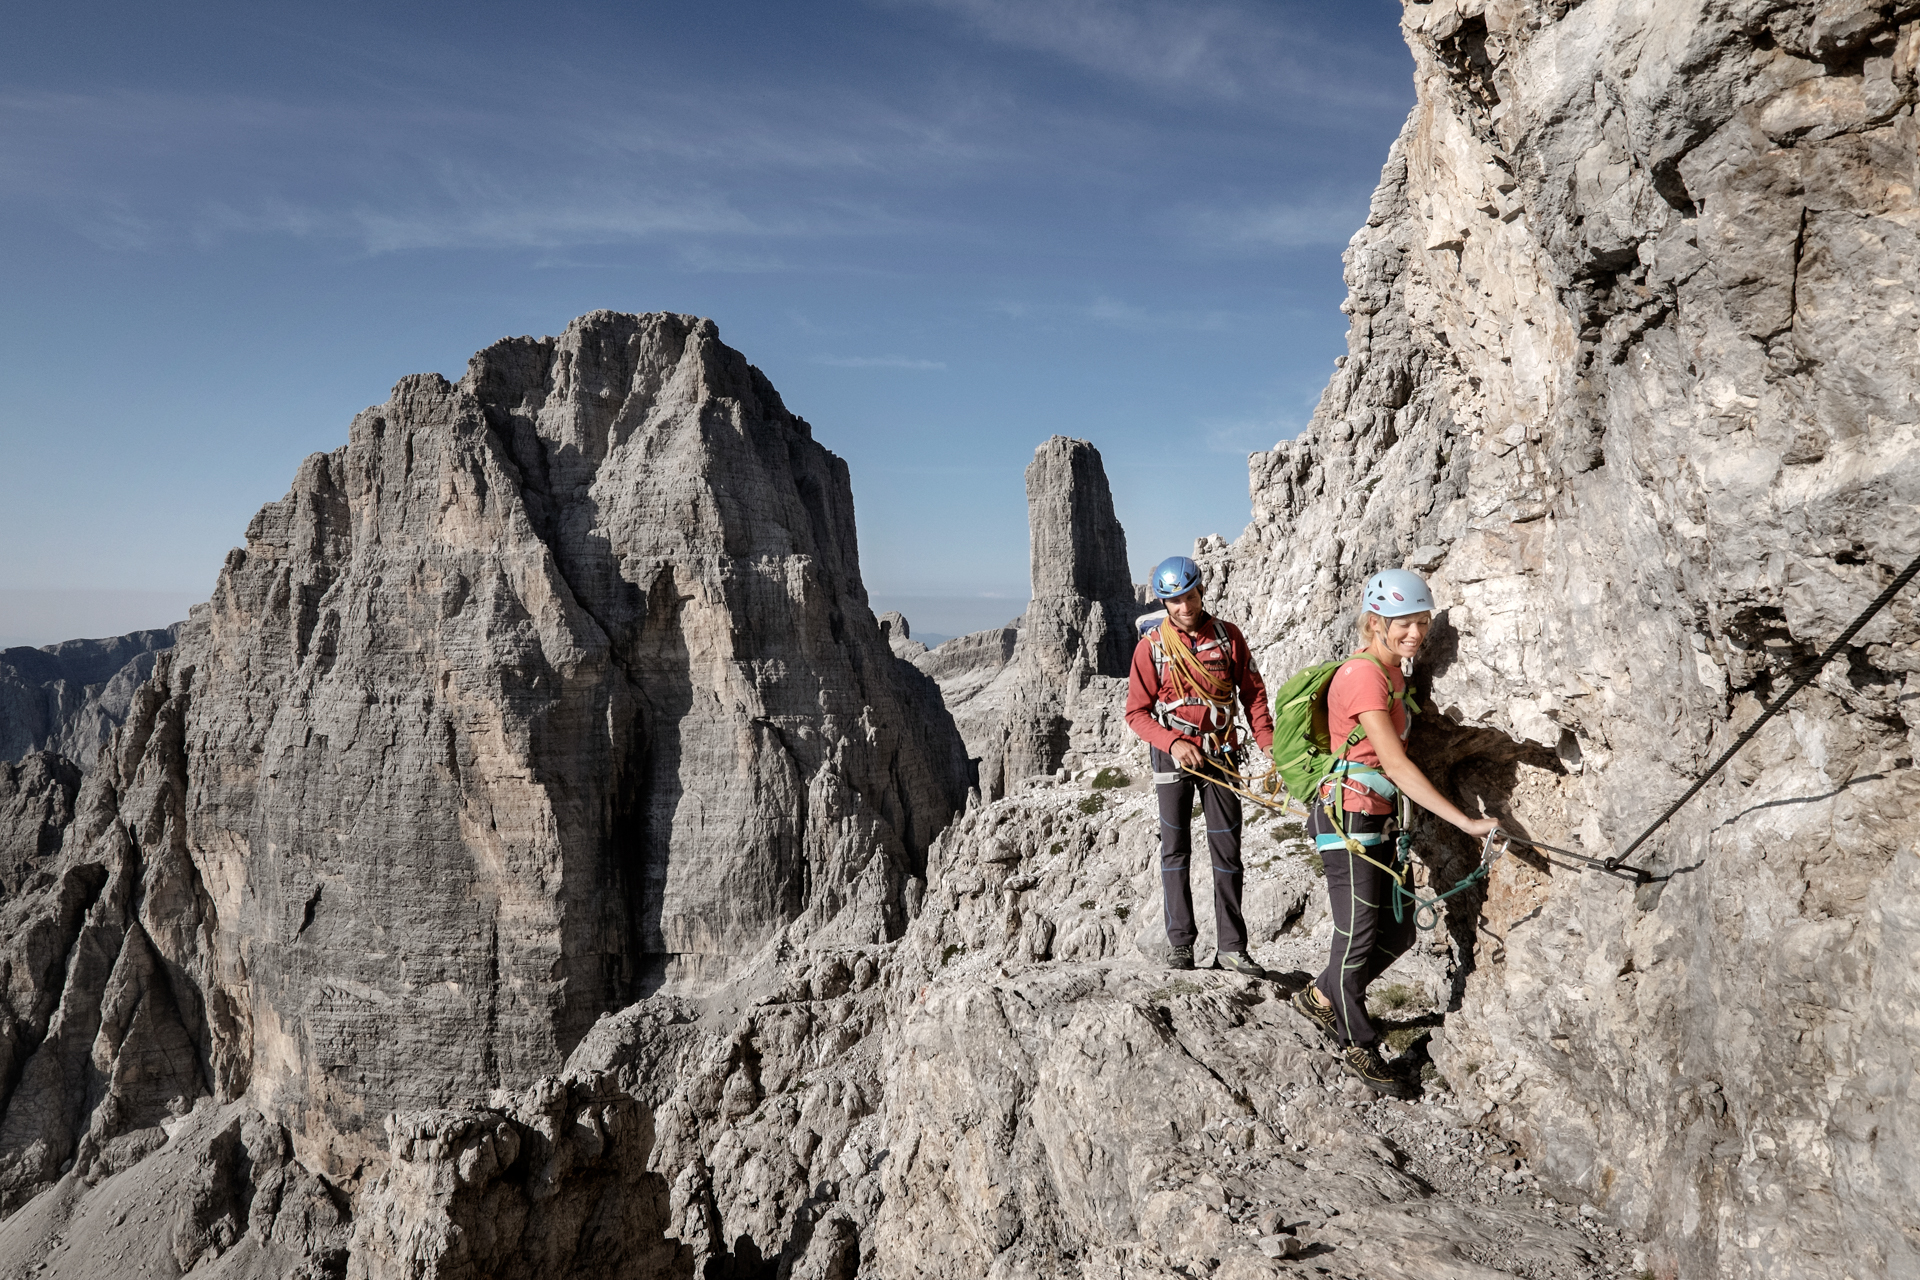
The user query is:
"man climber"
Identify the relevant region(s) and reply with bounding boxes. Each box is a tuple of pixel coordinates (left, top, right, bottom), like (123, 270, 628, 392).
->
(1125, 556, 1274, 976)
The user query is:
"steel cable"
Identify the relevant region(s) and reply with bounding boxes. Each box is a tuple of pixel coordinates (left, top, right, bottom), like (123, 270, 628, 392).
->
(1604, 548, 1920, 873)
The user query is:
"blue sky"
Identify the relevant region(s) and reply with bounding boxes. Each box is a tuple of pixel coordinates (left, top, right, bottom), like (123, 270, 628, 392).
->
(0, 0, 1414, 648)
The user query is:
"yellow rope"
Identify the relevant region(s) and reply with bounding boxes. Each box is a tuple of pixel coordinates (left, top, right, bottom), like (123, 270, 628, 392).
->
(1157, 619, 1234, 707)
(1174, 754, 1411, 889)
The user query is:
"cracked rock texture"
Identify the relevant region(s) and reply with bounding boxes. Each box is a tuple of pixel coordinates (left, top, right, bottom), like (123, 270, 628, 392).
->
(916, 436, 1140, 799)
(0, 627, 181, 769)
(1209, 3, 1920, 1277)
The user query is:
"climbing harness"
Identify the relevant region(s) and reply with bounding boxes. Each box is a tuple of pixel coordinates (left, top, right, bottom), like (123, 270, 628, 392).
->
(1148, 618, 1245, 757)
(1163, 547, 1920, 921)
(1177, 746, 1488, 933)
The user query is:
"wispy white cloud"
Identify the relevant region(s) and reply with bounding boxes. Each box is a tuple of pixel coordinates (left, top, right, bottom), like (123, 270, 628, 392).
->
(1182, 197, 1369, 250)
(814, 355, 948, 370)
(986, 295, 1241, 333)
(1188, 412, 1314, 456)
(883, 0, 1408, 109)
(1086, 296, 1234, 332)
(0, 85, 973, 257)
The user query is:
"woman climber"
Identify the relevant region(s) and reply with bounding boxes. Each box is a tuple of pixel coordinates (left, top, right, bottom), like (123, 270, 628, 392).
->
(1289, 569, 1500, 1099)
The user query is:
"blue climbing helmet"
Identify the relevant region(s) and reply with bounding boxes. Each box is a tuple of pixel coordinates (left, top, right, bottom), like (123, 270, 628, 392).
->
(1151, 556, 1204, 599)
(1363, 568, 1435, 616)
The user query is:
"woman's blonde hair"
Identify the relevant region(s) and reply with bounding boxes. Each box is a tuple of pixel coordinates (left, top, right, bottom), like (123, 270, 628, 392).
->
(1357, 608, 1434, 641)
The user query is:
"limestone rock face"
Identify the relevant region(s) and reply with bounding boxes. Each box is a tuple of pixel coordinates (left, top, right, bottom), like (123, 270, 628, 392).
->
(920, 436, 1140, 797)
(0, 627, 180, 769)
(876, 610, 925, 662)
(0, 658, 229, 1217)
(0, 752, 79, 896)
(1022, 434, 1137, 682)
(1214, 4, 1920, 1276)
(0, 312, 970, 1220)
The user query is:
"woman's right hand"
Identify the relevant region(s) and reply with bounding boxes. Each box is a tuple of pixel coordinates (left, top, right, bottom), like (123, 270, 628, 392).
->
(1456, 815, 1501, 839)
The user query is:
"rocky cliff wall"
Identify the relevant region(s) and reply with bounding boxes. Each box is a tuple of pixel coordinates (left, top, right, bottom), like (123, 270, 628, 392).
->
(1213, 3, 1920, 1276)
(0, 628, 181, 769)
(0, 312, 971, 1219)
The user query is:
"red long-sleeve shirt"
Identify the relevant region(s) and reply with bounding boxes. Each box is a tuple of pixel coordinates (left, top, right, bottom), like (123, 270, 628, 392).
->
(1124, 615, 1274, 755)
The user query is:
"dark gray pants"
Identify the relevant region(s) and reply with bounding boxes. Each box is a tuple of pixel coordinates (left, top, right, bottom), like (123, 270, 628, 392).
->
(1153, 746, 1246, 954)
(1310, 804, 1415, 1048)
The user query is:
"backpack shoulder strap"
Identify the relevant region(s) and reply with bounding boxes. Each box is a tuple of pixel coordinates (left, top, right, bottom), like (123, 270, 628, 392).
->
(1329, 655, 1392, 759)
(1344, 652, 1419, 716)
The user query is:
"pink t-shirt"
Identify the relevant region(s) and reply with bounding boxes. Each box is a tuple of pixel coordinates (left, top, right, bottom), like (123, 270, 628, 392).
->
(1322, 654, 1408, 815)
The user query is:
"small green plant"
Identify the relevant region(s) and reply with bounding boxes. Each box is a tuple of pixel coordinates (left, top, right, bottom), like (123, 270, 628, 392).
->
(1191, 801, 1203, 818)
(1420, 1062, 1442, 1084)
(1465, 1060, 1481, 1076)
(1371, 983, 1424, 1013)
(941, 943, 965, 966)
(1276, 822, 1308, 843)
(1049, 841, 1064, 855)
(1385, 1027, 1430, 1054)
(1115, 905, 1131, 921)
(1091, 767, 1130, 789)
(1150, 978, 1203, 1000)
(1079, 899, 1096, 910)
(1306, 850, 1324, 878)
(1077, 794, 1106, 816)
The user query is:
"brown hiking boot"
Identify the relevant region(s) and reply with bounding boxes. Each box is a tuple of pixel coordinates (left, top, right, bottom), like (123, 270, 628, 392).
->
(1341, 1044, 1416, 1099)
(1290, 987, 1339, 1044)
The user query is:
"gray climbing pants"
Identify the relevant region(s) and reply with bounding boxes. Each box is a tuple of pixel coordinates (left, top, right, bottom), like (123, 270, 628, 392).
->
(1153, 746, 1246, 954)
(1310, 803, 1414, 1049)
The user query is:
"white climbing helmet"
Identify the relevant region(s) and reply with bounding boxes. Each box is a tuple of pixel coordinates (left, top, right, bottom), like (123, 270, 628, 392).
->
(1363, 568, 1435, 617)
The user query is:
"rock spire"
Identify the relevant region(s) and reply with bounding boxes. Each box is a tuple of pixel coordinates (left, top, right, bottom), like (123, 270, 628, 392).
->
(915, 435, 1141, 798)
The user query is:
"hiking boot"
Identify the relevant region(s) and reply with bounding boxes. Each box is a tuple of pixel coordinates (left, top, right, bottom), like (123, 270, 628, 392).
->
(1216, 951, 1269, 979)
(1291, 987, 1339, 1044)
(1341, 1044, 1416, 1100)
(1166, 945, 1195, 971)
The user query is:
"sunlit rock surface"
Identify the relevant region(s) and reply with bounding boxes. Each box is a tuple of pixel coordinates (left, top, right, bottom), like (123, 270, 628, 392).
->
(1210, 3, 1920, 1276)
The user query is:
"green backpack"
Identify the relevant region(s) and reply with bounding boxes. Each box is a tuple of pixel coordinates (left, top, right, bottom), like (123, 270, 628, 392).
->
(1268, 653, 1416, 804)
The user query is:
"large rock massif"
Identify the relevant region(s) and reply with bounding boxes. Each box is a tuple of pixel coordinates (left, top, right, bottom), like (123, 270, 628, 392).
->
(916, 436, 1141, 799)
(1210, 2, 1920, 1277)
(0, 313, 974, 1273)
